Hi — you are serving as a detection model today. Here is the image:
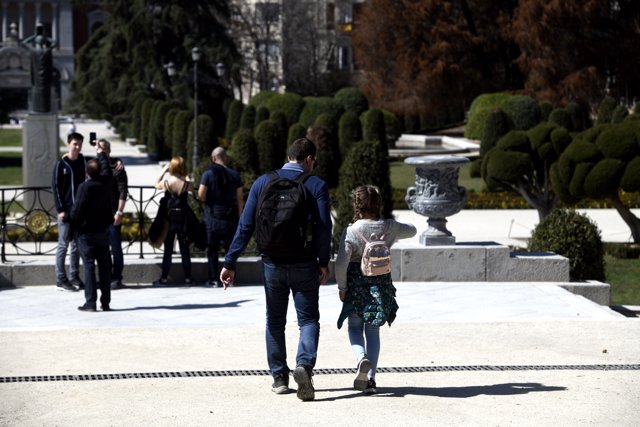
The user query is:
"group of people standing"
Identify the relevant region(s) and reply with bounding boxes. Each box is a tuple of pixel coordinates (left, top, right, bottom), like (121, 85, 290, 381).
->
(53, 133, 417, 400)
(52, 132, 129, 311)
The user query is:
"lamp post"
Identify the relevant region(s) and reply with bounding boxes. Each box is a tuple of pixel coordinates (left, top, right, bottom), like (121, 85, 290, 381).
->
(191, 46, 201, 173)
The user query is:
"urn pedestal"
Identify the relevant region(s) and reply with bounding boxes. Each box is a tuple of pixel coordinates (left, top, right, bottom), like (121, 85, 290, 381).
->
(405, 155, 469, 245)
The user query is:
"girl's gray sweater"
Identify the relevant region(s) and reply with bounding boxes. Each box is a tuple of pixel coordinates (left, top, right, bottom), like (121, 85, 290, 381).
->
(335, 218, 417, 291)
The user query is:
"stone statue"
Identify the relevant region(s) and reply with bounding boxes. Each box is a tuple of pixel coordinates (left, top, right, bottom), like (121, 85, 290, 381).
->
(21, 23, 57, 113)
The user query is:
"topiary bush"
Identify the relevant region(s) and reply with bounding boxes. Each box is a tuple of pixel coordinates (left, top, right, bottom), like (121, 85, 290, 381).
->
(139, 98, 156, 147)
(239, 104, 256, 132)
(171, 110, 191, 158)
(186, 114, 215, 173)
(255, 119, 285, 173)
(229, 128, 259, 185)
(528, 209, 605, 281)
(308, 123, 339, 188)
(298, 97, 343, 128)
(548, 107, 573, 130)
(338, 110, 361, 158)
(481, 109, 512, 157)
(265, 92, 305, 127)
(287, 122, 306, 147)
(254, 106, 270, 128)
(333, 139, 393, 248)
(382, 110, 402, 148)
(501, 95, 540, 131)
(224, 99, 244, 142)
(565, 101, 591, 131)
(360, 108, 387, 149)
(465, 92, 512, 140)
(539, 101, 553, 121)
(249, 90, 277, 108)
(334, 87, 369, 116)
(596, 95, 617, 125)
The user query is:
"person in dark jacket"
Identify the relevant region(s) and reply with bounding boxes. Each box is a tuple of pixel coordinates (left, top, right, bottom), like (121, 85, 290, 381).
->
(220, 138, 332, 401)
(51, 132, 86, 291)
(70, 141, 113, 312)
(197, 147, 243, 287)
(97, 139, 129, 290)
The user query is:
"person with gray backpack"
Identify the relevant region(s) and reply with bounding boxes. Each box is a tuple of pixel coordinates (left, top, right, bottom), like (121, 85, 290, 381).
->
(335, 185, 416, 395)
(220, 138, 332, 401)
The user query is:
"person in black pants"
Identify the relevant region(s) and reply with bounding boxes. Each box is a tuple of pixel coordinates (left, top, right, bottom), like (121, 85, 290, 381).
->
(70, 141, 114, 312)
(197, 147, 243, 287)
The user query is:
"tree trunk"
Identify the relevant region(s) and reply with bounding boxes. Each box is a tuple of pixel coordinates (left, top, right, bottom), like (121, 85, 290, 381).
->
(610, 193, 640, 243)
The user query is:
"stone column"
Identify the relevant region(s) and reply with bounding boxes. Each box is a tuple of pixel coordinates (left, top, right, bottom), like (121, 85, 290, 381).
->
(22, 113, 58, 214)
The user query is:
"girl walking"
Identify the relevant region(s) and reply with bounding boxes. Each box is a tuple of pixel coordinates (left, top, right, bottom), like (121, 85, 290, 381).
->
(335, 185, 416, 394)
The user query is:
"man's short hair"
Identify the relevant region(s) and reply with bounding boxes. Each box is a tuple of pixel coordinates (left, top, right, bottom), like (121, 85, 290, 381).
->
(212, 146, 227, 163)
(67, 132, 84, 144)
(287, 137, 317, 162)
(86, 159, 100, 179)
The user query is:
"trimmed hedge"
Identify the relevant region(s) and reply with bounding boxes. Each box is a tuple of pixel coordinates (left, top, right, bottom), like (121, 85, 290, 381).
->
(529, 209, 605, 281)
(333, 87, 369, 116)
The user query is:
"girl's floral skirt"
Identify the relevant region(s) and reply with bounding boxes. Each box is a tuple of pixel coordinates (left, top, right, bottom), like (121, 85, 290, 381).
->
(337, 262, 398, 329)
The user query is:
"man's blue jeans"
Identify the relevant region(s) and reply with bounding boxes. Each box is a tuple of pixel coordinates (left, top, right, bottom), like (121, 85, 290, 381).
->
(108, 223, 124, 282)
(262, 260, 320, 378)
(55, 219, 80, 283)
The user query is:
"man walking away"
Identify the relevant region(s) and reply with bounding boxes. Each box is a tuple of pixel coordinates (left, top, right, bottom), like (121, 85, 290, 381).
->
(198, 147, 243, 287)
(51, 132, 86, 291)
(71, 141, 113, 312)
(220, 138, 332, 401)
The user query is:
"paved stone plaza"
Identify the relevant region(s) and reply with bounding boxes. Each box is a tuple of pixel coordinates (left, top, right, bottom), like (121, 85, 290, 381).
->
(0, 120, 639, 425)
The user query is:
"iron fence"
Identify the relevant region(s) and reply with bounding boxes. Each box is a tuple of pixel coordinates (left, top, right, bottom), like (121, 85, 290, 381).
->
(0, 185, 203, 263)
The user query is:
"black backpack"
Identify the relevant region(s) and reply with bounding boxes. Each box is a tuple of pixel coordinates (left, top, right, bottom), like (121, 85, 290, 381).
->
(255, 171, 313, 258)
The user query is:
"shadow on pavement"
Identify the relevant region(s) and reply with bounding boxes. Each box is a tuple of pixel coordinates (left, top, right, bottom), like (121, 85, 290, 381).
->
(316, 382, 567, 401)
(109, 299, 252, 312)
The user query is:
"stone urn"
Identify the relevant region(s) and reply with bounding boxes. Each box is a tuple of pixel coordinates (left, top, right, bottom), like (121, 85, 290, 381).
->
(405, 155, 469, 245)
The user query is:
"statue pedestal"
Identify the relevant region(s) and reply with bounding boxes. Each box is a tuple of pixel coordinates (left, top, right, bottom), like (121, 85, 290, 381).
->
(22, 114, 58, 214)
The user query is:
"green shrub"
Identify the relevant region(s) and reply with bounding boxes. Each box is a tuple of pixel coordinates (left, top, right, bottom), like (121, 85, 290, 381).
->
(254, 106, 270, 128)
(528, 209, 605, 281)
(565, 101, 591, 131)
(621, 156, 640, 192)
(270, 110, 289, 146)
(334, 87, 369, 115)
(171, 110, 191, 158)
(612, 106, 629, 124)
(224, 99, 244, 141)
(139, 98, 156, 147)
(249, 90, 277, 108)
(360, 108, 387, 148)
(338, 110, 361, 158)
(163, 108, 180, 157)
(583, 158, 626, 198)
(186, 114, 215, 173)
(287, 123, 307, 147)
(230, 128, 259, 178)
(548, 108, 572, 130)
(265, 92, 305, 127)
(539, 101, 553, 121)
(308, 121, 340, 188)
(501, 95, 540, 131)
(299, 97, 342, 128)
(131, 97, 146, 142)
(334, 139, 393, 248)
(465, 92, 512, 139)
(255, 119, 285, 173)
(596, 95, 617, 125)
(239, 104, 256, 132)
(382, 110, 402, 148)
(496, 130, 530, 152)
(481, 109, 512, 157)
(595, 121, 639, 160)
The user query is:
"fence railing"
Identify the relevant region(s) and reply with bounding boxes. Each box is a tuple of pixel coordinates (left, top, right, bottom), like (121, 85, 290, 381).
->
(0, 185, 203, 263)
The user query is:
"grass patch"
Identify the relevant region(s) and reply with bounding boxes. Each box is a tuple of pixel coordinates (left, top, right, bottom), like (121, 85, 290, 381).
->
(606, 255, 640, 305)
(0, 152, 22, 185)
(0, 129, 21, 147)
(390, 160, 486, 192)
